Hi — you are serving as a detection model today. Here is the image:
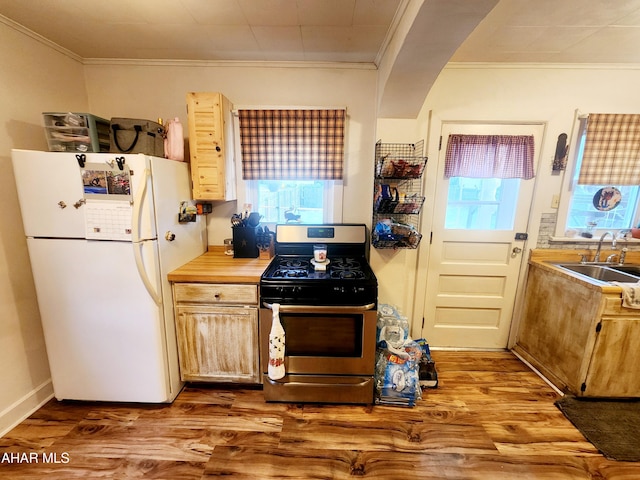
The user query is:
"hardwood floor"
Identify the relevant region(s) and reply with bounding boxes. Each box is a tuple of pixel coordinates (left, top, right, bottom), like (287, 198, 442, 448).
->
(2, 351, 639, 479)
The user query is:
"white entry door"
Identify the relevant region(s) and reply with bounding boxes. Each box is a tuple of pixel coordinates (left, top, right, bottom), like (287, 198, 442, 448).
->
(422, 123, 544, 348)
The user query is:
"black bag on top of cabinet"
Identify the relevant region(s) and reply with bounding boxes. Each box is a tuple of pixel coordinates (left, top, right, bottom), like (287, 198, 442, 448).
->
(110, 118, 165, 157)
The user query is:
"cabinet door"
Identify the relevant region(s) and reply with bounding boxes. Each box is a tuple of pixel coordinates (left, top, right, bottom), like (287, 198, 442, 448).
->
(175, 305, 260, 383)
(186, 92, 236, 201)
(582, 317, 640, 397)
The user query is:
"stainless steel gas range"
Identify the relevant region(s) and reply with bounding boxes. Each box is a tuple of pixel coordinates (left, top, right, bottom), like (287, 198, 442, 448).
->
(259, 224, 378, 404)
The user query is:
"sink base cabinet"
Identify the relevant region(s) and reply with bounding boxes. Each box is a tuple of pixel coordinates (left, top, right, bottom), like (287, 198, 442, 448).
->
(584, 316, 640, 397)
(515, 262, 640, 398)
(173, 283, 260, 384)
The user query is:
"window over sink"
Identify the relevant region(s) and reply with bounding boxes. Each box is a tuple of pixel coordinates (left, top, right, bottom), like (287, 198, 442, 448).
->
(557, 115, 640, 237)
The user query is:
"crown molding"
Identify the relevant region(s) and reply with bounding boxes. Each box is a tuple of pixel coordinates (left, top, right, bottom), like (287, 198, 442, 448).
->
(81, 57, 377, 70)
(446, 62, 640, 70)
(0, 14, 82, 63)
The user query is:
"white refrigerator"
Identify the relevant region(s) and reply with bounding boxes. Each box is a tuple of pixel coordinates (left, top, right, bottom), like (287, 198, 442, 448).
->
(11, 149, 207, 403)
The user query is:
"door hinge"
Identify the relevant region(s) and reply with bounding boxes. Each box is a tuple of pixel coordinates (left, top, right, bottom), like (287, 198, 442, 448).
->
(596, 322, 602, 333)
(438, 136, 443, 150)
(430, 232, 433, 244)
(581, 382, 587, 392)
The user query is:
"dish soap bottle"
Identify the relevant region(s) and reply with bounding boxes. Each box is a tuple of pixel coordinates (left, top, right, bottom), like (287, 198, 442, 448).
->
(268, 303, 285, 380)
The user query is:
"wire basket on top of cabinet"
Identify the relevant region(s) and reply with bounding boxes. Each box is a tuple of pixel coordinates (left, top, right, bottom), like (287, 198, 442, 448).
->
(372, 140, 427, 249)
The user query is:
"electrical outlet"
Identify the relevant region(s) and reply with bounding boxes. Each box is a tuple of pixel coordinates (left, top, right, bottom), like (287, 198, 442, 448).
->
(551, 194, 560, 209)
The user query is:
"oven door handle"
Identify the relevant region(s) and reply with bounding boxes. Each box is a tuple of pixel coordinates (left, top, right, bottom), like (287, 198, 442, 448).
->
(262, 302, 376, 313)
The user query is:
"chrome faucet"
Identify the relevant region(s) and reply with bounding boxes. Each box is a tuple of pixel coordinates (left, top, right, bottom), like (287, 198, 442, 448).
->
(620, 247, 628, 264)
(594, 231, 616, 263)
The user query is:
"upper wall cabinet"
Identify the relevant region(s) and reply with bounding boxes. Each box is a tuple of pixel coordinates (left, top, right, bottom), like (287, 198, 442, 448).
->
(186, 92, 236, 201)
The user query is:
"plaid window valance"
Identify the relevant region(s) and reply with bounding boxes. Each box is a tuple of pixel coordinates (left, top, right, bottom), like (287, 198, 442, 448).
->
(445, 134, 535, 179)
(238, 109, 345, 180)
(578, 113, 640, 185)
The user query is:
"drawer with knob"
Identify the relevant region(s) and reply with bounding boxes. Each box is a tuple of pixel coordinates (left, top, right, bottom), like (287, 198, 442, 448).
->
(173, 283, 258, 305)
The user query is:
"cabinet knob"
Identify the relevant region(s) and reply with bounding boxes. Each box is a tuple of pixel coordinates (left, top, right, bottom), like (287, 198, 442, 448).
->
(214, 292, 221, 300)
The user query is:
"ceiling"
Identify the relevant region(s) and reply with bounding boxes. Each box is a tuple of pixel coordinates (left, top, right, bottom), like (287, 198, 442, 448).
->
(0, 0, 404, 63)
(2, 0, 640, 116)
(452, 0, 640, 64)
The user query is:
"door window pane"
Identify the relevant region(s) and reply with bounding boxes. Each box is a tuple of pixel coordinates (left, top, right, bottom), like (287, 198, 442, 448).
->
(445, 177, 520, 230)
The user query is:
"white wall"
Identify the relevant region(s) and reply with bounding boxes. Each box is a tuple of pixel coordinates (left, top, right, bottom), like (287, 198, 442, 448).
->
(83, 62, 379, 245)
(0, 19, 89, 435)
(370, 118, 426, 322)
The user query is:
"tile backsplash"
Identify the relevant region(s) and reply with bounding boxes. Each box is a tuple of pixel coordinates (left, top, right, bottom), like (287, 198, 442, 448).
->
(536, 212, 640, 251)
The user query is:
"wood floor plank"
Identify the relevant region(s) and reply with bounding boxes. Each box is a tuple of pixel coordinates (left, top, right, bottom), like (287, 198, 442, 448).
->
(51, 424, 214, 462)
(1, 351, 639, 479)
(203, 446, 597, 479)
(279, 417, 498, 454)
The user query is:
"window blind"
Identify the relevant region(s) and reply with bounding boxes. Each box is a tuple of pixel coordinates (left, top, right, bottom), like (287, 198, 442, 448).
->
(238, 109, 345, 180)
(577, 113, 640, 185)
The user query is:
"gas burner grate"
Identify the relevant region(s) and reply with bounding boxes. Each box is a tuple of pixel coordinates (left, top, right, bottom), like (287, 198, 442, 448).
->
(280, 259, 311, 269)
(329, 258, 365, 279)
(330, 269, 365, 280)
(331, 258, 362, 271)
(273, 268, 309, 278)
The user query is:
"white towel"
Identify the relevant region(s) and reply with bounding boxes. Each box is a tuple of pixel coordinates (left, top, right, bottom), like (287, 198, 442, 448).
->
(613, 282, 640, 309)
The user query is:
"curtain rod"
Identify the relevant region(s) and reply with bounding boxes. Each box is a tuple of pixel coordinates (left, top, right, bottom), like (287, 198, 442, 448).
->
(232, 106, 347, 116)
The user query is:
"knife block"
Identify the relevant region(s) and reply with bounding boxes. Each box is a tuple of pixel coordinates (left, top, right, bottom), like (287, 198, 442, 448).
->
(232, 226, 259, 258)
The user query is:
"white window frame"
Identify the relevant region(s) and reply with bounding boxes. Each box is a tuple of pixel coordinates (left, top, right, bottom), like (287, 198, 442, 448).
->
(245, 179, 342, 227)
(555, 117, 640, 238)
(231, 111, 343, 227)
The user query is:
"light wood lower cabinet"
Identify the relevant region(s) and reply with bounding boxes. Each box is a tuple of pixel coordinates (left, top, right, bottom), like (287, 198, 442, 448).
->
(514, 262, 640, 397)
(173, 283, 260, 383)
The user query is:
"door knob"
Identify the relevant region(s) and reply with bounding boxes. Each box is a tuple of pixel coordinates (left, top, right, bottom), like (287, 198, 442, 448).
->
(511, 246, 523, 257)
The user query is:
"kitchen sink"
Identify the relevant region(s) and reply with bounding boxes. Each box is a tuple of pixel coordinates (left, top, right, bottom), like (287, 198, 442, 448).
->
(610, 265, 640, 276)
(552, 263, 640, 283)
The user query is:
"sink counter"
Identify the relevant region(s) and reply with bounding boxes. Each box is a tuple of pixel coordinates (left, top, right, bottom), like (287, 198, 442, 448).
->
(528, 248, 640, 293)
(514, 249, 640, 398)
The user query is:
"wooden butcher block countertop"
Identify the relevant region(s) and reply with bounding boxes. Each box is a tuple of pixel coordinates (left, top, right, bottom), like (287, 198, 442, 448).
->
(168, 246, 272, 283)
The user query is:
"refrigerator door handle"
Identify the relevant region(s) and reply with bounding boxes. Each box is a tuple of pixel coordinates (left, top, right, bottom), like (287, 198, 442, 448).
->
(132, 167, 162, 305)
(133, 242, 162, 305)
(131, 166, 150, 244)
